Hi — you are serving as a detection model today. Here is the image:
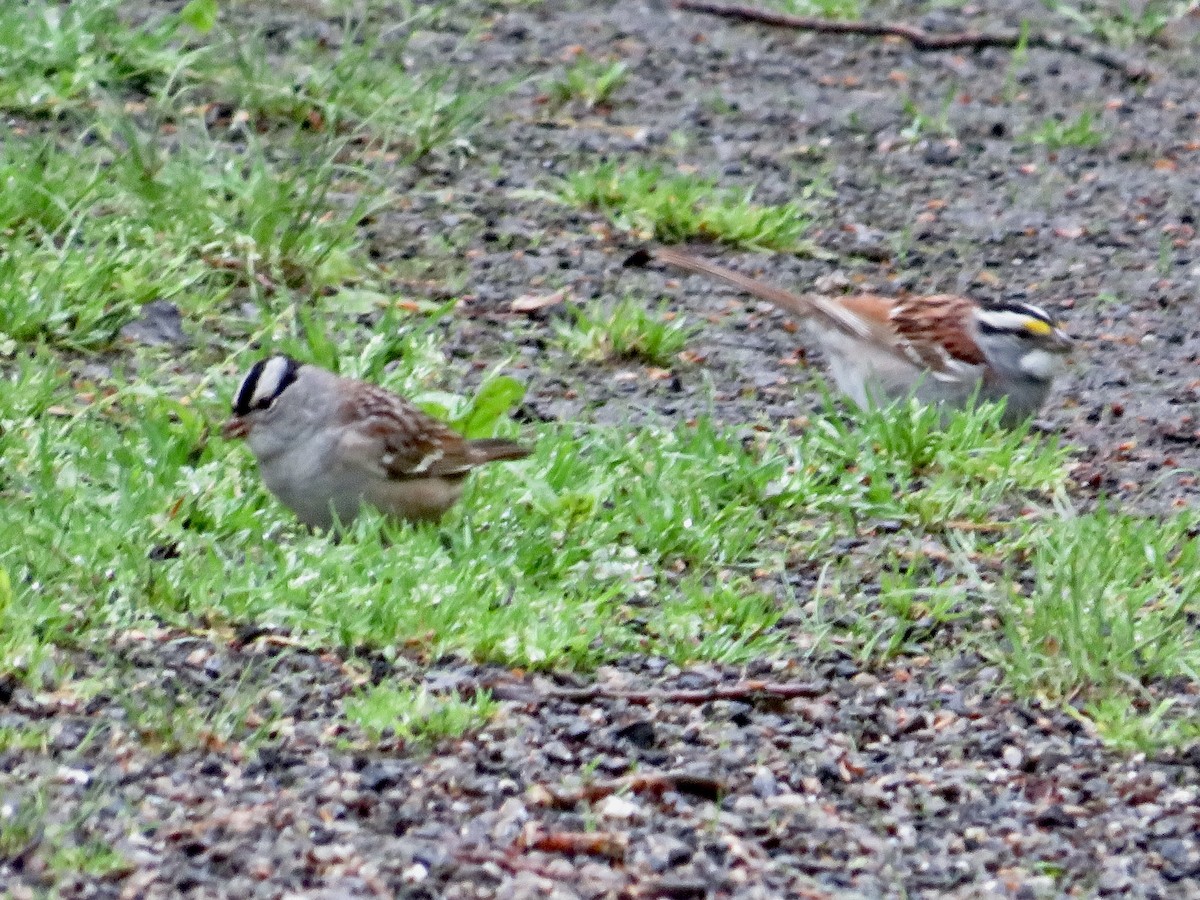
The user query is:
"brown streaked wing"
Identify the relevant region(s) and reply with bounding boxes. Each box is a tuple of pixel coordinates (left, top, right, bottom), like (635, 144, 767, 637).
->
(338, 383, 476, 480)
(888, 294, 986, 373)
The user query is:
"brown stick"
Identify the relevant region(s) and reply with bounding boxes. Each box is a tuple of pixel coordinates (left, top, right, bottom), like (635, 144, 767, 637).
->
(535, 770, 726, 809)
(521, 826, 629, 859)
(674, 0, 1153, 83)
(547, 678, 824, 705)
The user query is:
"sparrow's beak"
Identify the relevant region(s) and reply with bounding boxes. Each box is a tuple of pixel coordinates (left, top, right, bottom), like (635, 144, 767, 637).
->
(222, 416, 250, 439)
(1052, 325, 1074, 353)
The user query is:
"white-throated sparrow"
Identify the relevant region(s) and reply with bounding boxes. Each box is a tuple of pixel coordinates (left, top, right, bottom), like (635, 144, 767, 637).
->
(632, 246, 1073, 425)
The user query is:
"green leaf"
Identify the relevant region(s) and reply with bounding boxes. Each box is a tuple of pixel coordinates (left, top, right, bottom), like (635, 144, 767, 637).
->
(414, 392, 458, 423)
(453, 375, 525, 439)
(180, 0, 219, 33)
(0, 567, 10, 618)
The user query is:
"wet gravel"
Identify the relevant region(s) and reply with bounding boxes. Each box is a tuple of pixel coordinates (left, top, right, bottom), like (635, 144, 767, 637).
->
(5, 1, 1200, 897)
(4, 631, 1200, 898)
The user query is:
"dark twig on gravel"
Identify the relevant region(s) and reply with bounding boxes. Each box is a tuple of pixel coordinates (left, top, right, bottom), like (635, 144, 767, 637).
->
(533, 771, 726, 809)
(546, 678, 824, 705)
(674, 0, 1154, 83)
(520, 824, 629, 859)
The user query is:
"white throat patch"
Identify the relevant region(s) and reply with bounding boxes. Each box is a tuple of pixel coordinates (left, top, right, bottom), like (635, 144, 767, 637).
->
(1019, 348, 1064, 382)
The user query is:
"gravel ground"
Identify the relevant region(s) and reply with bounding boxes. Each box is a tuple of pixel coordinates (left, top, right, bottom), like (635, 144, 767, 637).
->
(4, 1, 1200, 897)
(4, 632, 1200, 898)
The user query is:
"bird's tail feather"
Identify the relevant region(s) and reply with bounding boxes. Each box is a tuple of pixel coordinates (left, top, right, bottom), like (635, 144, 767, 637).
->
(468, 437, 532, 463)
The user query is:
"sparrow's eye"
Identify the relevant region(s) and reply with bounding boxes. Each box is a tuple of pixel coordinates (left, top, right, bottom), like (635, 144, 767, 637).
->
(234, 356, 300, 415)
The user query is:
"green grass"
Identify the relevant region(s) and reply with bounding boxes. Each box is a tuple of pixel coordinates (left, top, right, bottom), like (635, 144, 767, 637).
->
(0, 0, 501, 160)
(0, 787, 47, 862)
(558, 162, 818, 253)
(1085, 695, 1200, 754)
(1023, 110, 1105, 151)
(0, 373, 1068, 674)
(0, 387, 788, 670)
(49, 841, 131, 879)
(1006, 506, 1200, 756)
(0, 0, 508, 354)
(0, 724, 49, 753)
(796, 398, 1071, 530)
(899, 88, 958, 145)
(4, 296, 1196, 749)
(0, 124, 385, 351)
(554, 295, 699, 366)
(1042, 0, 1186, 47)
(770, 0, 861, 17)
(200, 28, 505, 160)
(344, 684, 500, 744)
(0, 127, 373, 350)
(546, 54, 629, 110)
(0, 0, 190, 116)
(0, 782, 132, 880)
(1003, 508, 1200, 703)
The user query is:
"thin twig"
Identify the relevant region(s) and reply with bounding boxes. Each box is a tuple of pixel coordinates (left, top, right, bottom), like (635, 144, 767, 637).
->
(941, 519, 1017, 533)
(533, 770, 726, 809)
(674, 0, 1153, 83)
(546, 678, 824, 705)
(521, 825, 629, 859)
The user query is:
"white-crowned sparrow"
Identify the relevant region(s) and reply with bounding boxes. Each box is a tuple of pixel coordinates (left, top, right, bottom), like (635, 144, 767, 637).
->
(632, 246, 1073, 425)
(222, 356, 531, 529)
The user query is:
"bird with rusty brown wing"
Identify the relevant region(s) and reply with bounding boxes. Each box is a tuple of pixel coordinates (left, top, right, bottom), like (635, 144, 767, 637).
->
(629, 246, 1072, 425)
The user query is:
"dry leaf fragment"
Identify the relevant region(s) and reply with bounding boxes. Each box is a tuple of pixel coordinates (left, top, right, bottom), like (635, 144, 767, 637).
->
(510, 288, 568, 313)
